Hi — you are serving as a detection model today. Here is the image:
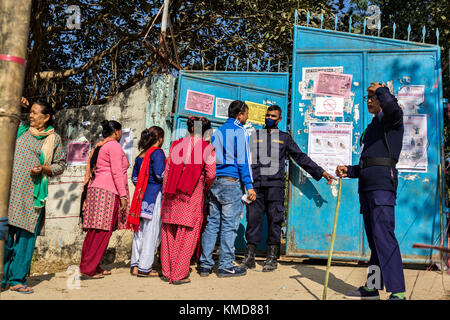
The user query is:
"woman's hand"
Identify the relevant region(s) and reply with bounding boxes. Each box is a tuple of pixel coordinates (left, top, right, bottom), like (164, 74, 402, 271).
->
(30, 165, 51, 176)
(120, 197, 128, 213)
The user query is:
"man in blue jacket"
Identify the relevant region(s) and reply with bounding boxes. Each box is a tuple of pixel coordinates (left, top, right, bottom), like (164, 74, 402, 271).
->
(336, 82, 406, 300)
(199, 100, 256, 277)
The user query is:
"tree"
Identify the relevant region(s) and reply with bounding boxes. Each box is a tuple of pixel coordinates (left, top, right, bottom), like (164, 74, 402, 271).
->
(24, 0, 337, 110)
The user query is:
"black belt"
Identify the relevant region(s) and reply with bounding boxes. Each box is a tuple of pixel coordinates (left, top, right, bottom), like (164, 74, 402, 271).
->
(359, 157, 397, 169)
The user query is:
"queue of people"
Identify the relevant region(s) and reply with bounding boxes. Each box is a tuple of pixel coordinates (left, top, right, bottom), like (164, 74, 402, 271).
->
(1, 84, 407, 299)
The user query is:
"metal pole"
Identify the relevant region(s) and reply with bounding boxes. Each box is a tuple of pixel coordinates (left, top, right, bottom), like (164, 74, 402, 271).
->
(0, 0, 33, 281)
(323, 178, 342, 300)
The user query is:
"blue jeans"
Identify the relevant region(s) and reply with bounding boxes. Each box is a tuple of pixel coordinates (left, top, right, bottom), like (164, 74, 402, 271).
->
(200, 177, 244, 270)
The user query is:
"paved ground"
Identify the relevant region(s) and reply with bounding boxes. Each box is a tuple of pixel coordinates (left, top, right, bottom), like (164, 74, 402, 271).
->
(1, 257, 449, 300)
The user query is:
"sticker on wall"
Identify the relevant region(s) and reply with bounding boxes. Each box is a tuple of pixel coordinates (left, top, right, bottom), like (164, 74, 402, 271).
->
(67, 142, 90, 166)
(299, 66, 343, 100)
(397, 115, 428, 172)
(307, 122, 353, 177)
(314, 72, 353, 99)
(215, 97, 234, 119)
(245, 101, 269, 125)
(185, 90, 215, 115)
(314, 96, 345, 117)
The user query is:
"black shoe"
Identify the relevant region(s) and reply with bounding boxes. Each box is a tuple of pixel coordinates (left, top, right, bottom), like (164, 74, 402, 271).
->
(262, 245, 279, 272)
(239, 243, 256, 269)
(218, 266, 247, 278)
(198, 267, 212, 277)
(388, 294, 406, 300)
(344, 286, 380, 300)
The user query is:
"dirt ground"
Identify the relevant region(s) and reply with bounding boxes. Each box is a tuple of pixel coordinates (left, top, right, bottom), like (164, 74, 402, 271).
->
(1, 256, 449, 300)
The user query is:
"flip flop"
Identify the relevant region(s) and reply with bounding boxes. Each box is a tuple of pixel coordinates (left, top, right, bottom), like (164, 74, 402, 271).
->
(137, 270, 159, 277)
(81, 273, 105, 280)
(10, 285, 34, 294)
(172, 277, 191, 285)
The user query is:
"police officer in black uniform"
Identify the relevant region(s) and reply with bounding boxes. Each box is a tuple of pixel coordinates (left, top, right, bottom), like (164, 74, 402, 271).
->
(240, 105, 335, 272)
(336, 82, 406, 300)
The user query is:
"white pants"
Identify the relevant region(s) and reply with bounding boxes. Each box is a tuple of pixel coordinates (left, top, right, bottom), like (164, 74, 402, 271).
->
(130, 192, 162, 273)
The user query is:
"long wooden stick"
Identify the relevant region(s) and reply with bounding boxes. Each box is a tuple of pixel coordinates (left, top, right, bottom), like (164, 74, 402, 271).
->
(412, 243, 450, 253)
(323, 178, 342, 300)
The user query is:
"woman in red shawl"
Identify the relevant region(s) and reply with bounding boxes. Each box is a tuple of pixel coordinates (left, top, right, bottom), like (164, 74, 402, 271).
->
(160, 117, 216, 284)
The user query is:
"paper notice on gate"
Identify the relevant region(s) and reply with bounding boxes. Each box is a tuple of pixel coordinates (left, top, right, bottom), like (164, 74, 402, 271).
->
(67, 142, 90, 166)
(314, 96, 345, 117)
(300, 66, 344, 100)
(245, 101, 268, 125)
(185, 90, 215, 115)
(314, 72, 353, 99)
(215, 97, 234, 119)
(396, 85, 425, 115)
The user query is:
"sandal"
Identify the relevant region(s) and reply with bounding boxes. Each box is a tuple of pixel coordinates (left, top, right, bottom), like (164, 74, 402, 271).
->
(10, 285, 34, 294)
(160, 275, 170, 282)
(172, 277, 191, 285)
(81, 273, 105, 279)
(137, 270, 159, 277)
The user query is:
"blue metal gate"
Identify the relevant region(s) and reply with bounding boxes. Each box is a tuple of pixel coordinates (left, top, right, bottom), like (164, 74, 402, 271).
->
(173, 69, 289, 251)
(287, 17, 445, 263)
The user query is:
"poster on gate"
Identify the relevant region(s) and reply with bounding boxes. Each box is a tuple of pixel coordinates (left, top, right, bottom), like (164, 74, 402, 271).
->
(184, 90, 215, 115)
(397, 115, 428, 172)
(314, 72, 353, 99)
(314, 96, 345, 117)
(215, 97, 234, 119)
(245, 101, 268, 125)
(307, 122, 353, 177)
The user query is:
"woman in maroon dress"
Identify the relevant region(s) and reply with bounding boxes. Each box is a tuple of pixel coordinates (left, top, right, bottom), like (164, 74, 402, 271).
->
(160, 117, 216, 284)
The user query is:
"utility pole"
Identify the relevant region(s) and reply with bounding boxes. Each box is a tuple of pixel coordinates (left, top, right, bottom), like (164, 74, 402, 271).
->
(0, 0, 33, 280)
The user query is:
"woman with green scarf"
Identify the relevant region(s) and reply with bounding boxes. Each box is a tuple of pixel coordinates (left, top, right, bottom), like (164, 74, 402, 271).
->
(1, 100, 66, 294)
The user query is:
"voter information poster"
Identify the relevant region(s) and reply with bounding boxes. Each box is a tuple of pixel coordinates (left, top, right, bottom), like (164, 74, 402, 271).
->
(184, 90, 215, 115)
(245, 101, 268, 125)
(397, 115, 428, 172)
(119, 128, 133, 167)
(215, 97, 234, 119)
(307, 122, 353, 177)
(299, 66, 344, 100)
(67, 142, 90, 166)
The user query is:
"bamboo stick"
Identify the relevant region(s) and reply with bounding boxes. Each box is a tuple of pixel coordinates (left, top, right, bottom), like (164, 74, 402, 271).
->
(323, 177, 342, 300)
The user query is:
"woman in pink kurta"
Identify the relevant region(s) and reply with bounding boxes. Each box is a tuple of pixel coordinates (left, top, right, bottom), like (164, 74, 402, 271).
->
(160, 117, 216, 284)
(80, 120, 129, 278)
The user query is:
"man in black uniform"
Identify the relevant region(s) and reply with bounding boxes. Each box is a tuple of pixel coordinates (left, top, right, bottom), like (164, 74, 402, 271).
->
(240, 105, 335, 272)
(336, 82, 406, 300)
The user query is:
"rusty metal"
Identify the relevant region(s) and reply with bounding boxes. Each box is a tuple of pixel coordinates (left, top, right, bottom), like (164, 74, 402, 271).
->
(0, 0, 33, 280)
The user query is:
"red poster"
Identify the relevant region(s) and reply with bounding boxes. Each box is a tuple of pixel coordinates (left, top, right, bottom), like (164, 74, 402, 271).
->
(185, 90, 215, 115)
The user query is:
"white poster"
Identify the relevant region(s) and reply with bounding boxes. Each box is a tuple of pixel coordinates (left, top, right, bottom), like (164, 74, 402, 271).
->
(120, 128, 133, 167)
(299, 66, 343, 100)
(396, 85, 425, 115)
(308, 122, 353, 177)
(397, 115, 428, 172)
(314, 96, 345, 117)
(215, 97, 234, 119)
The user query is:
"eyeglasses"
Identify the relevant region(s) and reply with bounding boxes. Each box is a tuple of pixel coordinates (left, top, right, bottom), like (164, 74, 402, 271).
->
(363, 95, 378, 102)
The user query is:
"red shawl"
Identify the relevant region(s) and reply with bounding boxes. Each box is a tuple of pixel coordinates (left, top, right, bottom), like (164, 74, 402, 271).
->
(163, 137, 211, 196)
(126, 146, 162, 232)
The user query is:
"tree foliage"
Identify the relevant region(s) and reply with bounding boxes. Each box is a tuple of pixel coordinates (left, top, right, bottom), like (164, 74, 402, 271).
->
(24, 0, 337, 109)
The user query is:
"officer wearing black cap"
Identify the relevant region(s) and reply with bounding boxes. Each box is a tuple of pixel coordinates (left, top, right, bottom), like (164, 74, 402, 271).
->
(336, 82, 406, 300)
(240, 105, 335, 272)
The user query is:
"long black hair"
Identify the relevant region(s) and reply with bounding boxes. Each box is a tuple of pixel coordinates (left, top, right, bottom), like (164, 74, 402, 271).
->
(187, 116, 212, 136)
(100, 119, 122, 138)
(138, 126, 164, 152)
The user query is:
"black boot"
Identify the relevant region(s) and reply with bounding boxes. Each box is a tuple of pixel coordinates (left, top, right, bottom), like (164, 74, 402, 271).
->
(239, 243, 256, 269)
(262, 245, 279, 272)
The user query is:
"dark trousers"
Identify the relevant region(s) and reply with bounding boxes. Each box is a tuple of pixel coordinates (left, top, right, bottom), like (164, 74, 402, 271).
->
(246, 186, 284, 246)
(360, 190, 405, 293)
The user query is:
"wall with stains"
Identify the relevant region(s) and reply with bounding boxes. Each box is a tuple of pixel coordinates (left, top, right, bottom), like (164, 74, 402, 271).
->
(34, 74, 176, 264)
